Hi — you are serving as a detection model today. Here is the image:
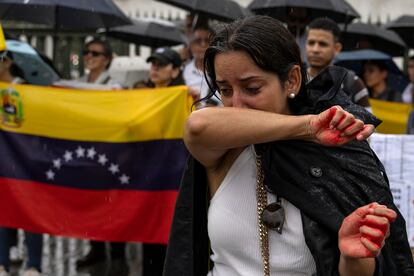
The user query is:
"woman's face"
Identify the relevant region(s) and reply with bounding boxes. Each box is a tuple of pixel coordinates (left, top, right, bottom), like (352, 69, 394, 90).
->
(363, 63, 387, 88)
(83, 43, 110, 72)
(190, 29, 210, 62)
(214, 51, 293, 114)
(150, 60, 179, 87)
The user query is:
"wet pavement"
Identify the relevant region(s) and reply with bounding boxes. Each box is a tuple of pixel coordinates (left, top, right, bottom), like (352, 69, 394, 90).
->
(9, 231, 142, 276)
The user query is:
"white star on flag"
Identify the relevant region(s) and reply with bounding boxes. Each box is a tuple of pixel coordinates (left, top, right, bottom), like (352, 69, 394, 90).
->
(98, 154, 108, 165)
(108, 163, 119, 174)
(87, 147, 96, 159)
(119, 174, 129, 184)
(46, 170, 55, 180)
(53, 159, 62, 169)
(119, 174, 130, 185)
(76, 146, 85, 158)
(63, 151, 73, 162)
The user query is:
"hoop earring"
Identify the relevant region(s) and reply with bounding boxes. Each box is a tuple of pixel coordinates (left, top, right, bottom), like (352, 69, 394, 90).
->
(288, 92, 296, 99)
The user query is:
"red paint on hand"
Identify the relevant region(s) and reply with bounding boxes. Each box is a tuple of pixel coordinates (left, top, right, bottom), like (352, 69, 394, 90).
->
(361, 234, 382, 254)
(362, 217, 388, 235)
(330, 106, 337, 117)
(323, 131, 342, 145)
(361, 233, 383, 248)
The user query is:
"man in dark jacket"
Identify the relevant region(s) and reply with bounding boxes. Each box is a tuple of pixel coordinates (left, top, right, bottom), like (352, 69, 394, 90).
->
(306, 18, 371, 109)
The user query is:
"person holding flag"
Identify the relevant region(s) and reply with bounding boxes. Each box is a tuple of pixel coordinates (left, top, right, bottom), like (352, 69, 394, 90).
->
(0, 24, 43, 276)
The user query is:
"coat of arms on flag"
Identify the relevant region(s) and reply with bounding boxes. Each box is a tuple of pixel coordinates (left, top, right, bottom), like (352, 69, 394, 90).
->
(1, 86, 24, 127)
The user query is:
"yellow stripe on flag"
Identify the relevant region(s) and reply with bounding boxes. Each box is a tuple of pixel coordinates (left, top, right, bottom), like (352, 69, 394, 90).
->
(0, 24, 5, 52)
(0, 83, 192, 142)
(370, 99, 412, 134)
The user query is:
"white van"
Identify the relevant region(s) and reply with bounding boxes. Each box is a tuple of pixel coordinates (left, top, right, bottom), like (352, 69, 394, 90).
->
(108, 56, 150, 88)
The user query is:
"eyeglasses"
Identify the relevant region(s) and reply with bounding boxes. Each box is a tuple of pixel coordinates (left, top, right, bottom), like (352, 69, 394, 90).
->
(261, 196, 285, 234)
(191, 37, 209, 46)
(82, 50, 106, 57)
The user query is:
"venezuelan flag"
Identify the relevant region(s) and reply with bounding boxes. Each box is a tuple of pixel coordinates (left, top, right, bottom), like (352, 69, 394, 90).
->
(370, 99, 412, 134)
(0, 24, 5, 52)
(0, 83, 191, 243)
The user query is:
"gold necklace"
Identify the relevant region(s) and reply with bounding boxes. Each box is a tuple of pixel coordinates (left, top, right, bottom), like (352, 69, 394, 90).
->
(255, 148, 270, 276)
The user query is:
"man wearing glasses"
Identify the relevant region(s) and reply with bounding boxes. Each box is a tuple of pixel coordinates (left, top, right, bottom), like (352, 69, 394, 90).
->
(183, 24, 219, 107)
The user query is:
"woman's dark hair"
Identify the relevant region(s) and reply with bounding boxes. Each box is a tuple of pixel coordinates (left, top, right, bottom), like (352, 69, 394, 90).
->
(202, 15, 307, 105)
(168, 71, 185, 86)
(308, 17, 341, 42)
(85, 37, 113, 69)
(4, 51, 26, 80)
(364, 60, 389, 72)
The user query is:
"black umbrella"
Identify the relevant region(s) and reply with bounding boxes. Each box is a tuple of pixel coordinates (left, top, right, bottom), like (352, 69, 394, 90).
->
(248, 0, 359, 24)
(334, 49, 408, 93)
(0, 0, 131, 31)
(155, 0, 251, 22)
(103, 18, 186, 48)
(385, 15, 414, 48)
(340, 22, 406, 57)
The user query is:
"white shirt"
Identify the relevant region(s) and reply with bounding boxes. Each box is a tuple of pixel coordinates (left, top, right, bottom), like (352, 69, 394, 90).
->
(207, 146, 317, 276)
(12, 77, 25, 84)
(183, 59, 210, 99)
(183, 59, 222, 106)
(402, 83, 413, 104)
(79, 70, 122, 89)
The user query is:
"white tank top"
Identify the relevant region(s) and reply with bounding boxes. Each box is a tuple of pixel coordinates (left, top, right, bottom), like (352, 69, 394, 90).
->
(207, 146, 317, 276)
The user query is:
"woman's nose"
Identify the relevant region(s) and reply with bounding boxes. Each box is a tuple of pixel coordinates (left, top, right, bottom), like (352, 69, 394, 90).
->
(232, 91, 245, 108)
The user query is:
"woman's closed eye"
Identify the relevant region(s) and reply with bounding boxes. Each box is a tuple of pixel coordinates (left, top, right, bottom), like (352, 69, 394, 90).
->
(218, 87, 233, 97)
(245, 86, 261, 95)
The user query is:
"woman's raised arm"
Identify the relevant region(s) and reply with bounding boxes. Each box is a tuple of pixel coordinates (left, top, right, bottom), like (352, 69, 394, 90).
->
(184, 105, 375, 168)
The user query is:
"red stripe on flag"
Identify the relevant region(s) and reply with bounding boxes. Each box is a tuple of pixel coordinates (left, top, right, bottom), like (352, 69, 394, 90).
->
(0, 177, 178, 244)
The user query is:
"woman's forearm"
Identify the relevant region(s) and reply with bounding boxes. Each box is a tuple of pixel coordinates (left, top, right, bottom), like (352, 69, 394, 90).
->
(338, 254, 375, 276)
(185, 107, 314, 151)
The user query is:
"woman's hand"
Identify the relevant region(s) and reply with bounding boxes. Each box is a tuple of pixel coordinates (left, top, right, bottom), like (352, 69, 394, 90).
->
(338, 202, 397, 258)
(309, 106, 375, 146)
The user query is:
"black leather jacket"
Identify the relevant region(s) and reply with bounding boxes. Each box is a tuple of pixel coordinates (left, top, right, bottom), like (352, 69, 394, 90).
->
(164, 67, 414, 276)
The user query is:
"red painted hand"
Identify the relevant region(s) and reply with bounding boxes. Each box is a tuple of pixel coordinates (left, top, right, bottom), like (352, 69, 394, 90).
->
(338, 203, 397, 258)
(309, 106, 375, 146)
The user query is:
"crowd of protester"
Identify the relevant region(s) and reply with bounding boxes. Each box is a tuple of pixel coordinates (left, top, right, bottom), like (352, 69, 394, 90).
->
(1, 9, 414, 276)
